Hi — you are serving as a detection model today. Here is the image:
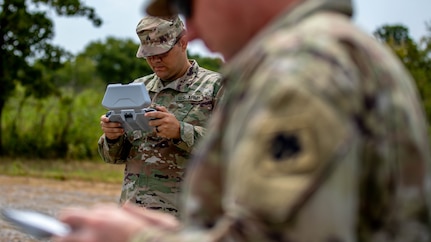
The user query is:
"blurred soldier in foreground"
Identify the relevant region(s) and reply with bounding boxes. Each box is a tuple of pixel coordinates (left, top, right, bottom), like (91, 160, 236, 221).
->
(56, 0, 431, 241)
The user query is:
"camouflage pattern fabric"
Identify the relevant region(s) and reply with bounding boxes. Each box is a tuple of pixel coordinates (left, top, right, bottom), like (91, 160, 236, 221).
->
(136, 15, 185, 58)
(98, 60, 223, 217)
(131, 0, 431, 241)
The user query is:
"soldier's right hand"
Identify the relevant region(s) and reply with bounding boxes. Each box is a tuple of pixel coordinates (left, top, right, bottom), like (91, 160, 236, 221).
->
(100, 114, 124, 140)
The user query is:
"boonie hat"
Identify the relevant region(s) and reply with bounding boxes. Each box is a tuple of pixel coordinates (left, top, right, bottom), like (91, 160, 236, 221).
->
(136, 15, 185, 58)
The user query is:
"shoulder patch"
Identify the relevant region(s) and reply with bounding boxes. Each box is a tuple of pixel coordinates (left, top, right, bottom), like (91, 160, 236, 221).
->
(271, 133, 301, 161)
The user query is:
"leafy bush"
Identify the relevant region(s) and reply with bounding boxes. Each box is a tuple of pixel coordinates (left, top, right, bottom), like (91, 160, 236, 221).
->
(2, 85, 106, 160)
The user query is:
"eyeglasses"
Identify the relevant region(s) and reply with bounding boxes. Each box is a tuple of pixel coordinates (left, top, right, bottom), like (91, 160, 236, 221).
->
(172, 0, 193, 19)
(145, 48, 173, 61)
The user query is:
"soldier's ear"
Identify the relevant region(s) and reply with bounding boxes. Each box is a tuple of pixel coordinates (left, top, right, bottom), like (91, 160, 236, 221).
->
(179, 35, 188, 50)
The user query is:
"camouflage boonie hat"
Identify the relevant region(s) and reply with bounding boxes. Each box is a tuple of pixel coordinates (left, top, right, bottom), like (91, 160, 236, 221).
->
(136, 15, 185, 58)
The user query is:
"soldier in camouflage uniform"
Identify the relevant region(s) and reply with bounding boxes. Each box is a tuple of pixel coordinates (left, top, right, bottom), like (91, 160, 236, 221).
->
(98, 15, 223, 217)
(56, 0, 431, 241)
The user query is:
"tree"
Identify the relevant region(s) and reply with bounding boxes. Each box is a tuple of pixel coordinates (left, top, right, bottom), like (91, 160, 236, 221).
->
(188, 52, 224, 71)
(80, 37, 154, 85)
(374, 25, 425, 69)
(374, 24, 431, 124)
(0, 0, 102, 154)
(374, 25, 411, 46)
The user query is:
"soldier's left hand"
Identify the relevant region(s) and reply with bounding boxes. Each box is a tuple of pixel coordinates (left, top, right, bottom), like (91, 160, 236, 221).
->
(146, 106, 181, 139)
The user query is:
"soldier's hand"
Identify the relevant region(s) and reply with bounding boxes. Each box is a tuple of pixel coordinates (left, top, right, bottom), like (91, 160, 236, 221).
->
(53, 203, 178, 242)
(146, 106, 181, 139)
(100, 115, 124, 140)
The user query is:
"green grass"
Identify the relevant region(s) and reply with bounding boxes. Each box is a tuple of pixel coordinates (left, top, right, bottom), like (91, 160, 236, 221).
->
(0, 158, 124, 183)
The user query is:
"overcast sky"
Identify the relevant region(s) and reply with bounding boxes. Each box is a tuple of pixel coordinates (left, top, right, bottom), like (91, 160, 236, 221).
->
(51, 0, 431, 57)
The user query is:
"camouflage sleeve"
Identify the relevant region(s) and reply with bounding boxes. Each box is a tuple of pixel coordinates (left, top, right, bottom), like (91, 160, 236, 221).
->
(175, 121, 205, 151)
(174, 74, 224, 151)
(97, 134, 130, 164)
(212, 78, 225, 109)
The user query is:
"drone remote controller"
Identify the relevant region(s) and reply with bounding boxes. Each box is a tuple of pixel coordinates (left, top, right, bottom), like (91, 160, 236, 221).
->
(102, 83, 155, 132)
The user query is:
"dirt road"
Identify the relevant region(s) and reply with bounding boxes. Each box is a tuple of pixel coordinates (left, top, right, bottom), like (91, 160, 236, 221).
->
(0, 175, 121, 242)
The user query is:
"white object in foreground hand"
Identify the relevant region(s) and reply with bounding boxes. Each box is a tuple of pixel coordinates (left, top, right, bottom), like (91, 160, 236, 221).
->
(1, 208, 71, 238)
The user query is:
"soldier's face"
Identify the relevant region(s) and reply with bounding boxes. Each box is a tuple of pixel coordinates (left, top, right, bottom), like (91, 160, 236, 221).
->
(145, 37, 188, 80)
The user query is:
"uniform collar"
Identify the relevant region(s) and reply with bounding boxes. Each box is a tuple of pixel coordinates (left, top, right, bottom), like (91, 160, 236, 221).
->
(148, 60, 199, 93)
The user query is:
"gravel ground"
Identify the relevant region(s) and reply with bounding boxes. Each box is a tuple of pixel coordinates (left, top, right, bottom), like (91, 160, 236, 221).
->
(0, 175, 121, 242)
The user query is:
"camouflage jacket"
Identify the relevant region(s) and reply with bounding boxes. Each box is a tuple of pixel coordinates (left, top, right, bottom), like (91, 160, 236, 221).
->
(133, 0, 431, 241)
(98, 60, 223, 216)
